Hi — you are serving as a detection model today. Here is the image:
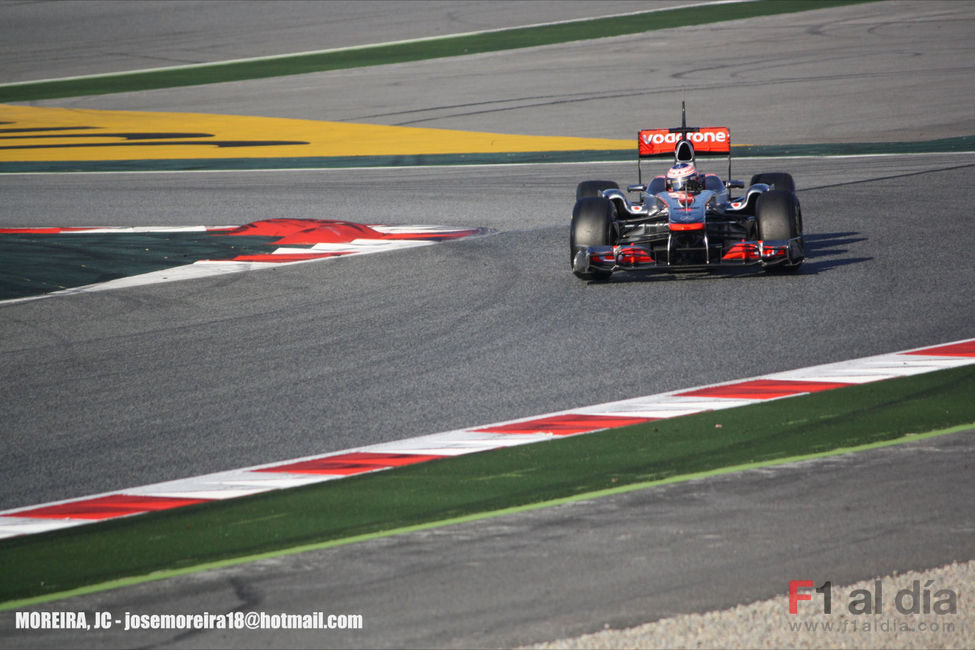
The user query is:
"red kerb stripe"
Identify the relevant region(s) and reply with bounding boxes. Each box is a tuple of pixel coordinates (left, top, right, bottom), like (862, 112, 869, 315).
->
(677, 379, 852, 400)
(903, 341, 975, 358)
(256, 452, 445, 476)
(5, 494, 210, 520)
(473, 413, 655, 436)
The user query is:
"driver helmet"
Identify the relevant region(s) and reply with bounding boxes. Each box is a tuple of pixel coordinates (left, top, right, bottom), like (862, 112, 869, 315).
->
(667, 162, 700, 192)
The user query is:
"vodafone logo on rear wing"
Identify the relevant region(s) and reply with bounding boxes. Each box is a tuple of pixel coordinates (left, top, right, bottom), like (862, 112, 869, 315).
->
(638, 127, 731, 157)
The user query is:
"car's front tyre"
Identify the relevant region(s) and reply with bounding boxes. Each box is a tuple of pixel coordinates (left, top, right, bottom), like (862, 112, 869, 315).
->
(756, 189, 804, 273)
(749, 172, 795, 192)
(570, 196, 616, 281)
(576, 180, 619, 201)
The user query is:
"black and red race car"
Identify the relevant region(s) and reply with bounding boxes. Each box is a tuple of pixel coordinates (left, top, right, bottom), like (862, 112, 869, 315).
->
(570, 105, 804, 281)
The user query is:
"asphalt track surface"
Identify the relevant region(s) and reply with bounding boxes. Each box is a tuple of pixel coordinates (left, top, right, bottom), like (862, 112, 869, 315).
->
(16, 1, 975, 143)
(1, 1, 974, 647)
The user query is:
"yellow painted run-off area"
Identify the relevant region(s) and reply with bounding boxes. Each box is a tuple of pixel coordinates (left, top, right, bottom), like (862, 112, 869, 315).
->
(0, 104, 633, 162)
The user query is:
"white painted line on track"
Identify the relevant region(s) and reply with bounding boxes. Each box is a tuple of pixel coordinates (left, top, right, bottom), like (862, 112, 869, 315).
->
(4, 150, 973, 178)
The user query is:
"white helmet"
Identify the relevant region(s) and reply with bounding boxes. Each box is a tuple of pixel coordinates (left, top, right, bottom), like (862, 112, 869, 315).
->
(666, 162, 700, 192)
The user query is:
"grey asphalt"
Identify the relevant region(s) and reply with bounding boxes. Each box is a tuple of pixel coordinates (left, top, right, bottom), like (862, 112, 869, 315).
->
(26, 1, 975, 144)
(2, 155, 973, 512)
(1, 1, 974, 648)
(0, 0, 659, 83)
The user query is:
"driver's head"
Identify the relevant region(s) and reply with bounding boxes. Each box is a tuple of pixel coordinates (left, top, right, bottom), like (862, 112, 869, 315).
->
(667, 162, 699, 192)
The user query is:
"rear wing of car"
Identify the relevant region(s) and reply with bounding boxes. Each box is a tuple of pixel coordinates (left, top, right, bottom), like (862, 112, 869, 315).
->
(638, 127, 731, 158)
(636, 102, 732, 183)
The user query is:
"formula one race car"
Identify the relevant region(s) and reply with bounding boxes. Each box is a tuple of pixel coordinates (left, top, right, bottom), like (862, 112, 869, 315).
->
(570, 104, 804, 280)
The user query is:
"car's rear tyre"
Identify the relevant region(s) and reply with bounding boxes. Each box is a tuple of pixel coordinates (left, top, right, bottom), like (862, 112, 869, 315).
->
(756, 189, 803, 273)
(576, 180, 619, 200)
(571, 196, 615, 281)
(749, 172, 795, 192)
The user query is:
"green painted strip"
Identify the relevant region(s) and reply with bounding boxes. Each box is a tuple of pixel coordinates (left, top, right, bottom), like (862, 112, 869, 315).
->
(1, 363, 973, 606)
(734, 135, 975, 157)
(0, 232, 279, 301)
(0, 1, 874, 102)
(3, 133, 975, 174)
(0, 422, 975, 611)
(3, 421, 971, 611)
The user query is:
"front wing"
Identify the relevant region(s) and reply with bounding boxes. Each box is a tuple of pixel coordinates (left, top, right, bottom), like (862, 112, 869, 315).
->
(572, 236, 803, 274)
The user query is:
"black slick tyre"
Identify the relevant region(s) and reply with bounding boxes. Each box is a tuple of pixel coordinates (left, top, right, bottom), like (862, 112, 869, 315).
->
(570, 196, 615, 281)
(756, 189, 804, 273)
(576, 180, 619, 200)
(749, 172, 795, 192)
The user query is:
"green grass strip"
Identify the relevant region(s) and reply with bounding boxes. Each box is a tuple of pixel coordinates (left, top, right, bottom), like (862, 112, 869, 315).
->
(0, 1, 872, 102)
(1, 363, 972, 606)
(5, 422, 973, 612)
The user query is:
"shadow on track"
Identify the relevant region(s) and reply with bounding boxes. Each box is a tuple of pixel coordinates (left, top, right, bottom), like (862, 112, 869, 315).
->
(801, 231, 871, 274)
